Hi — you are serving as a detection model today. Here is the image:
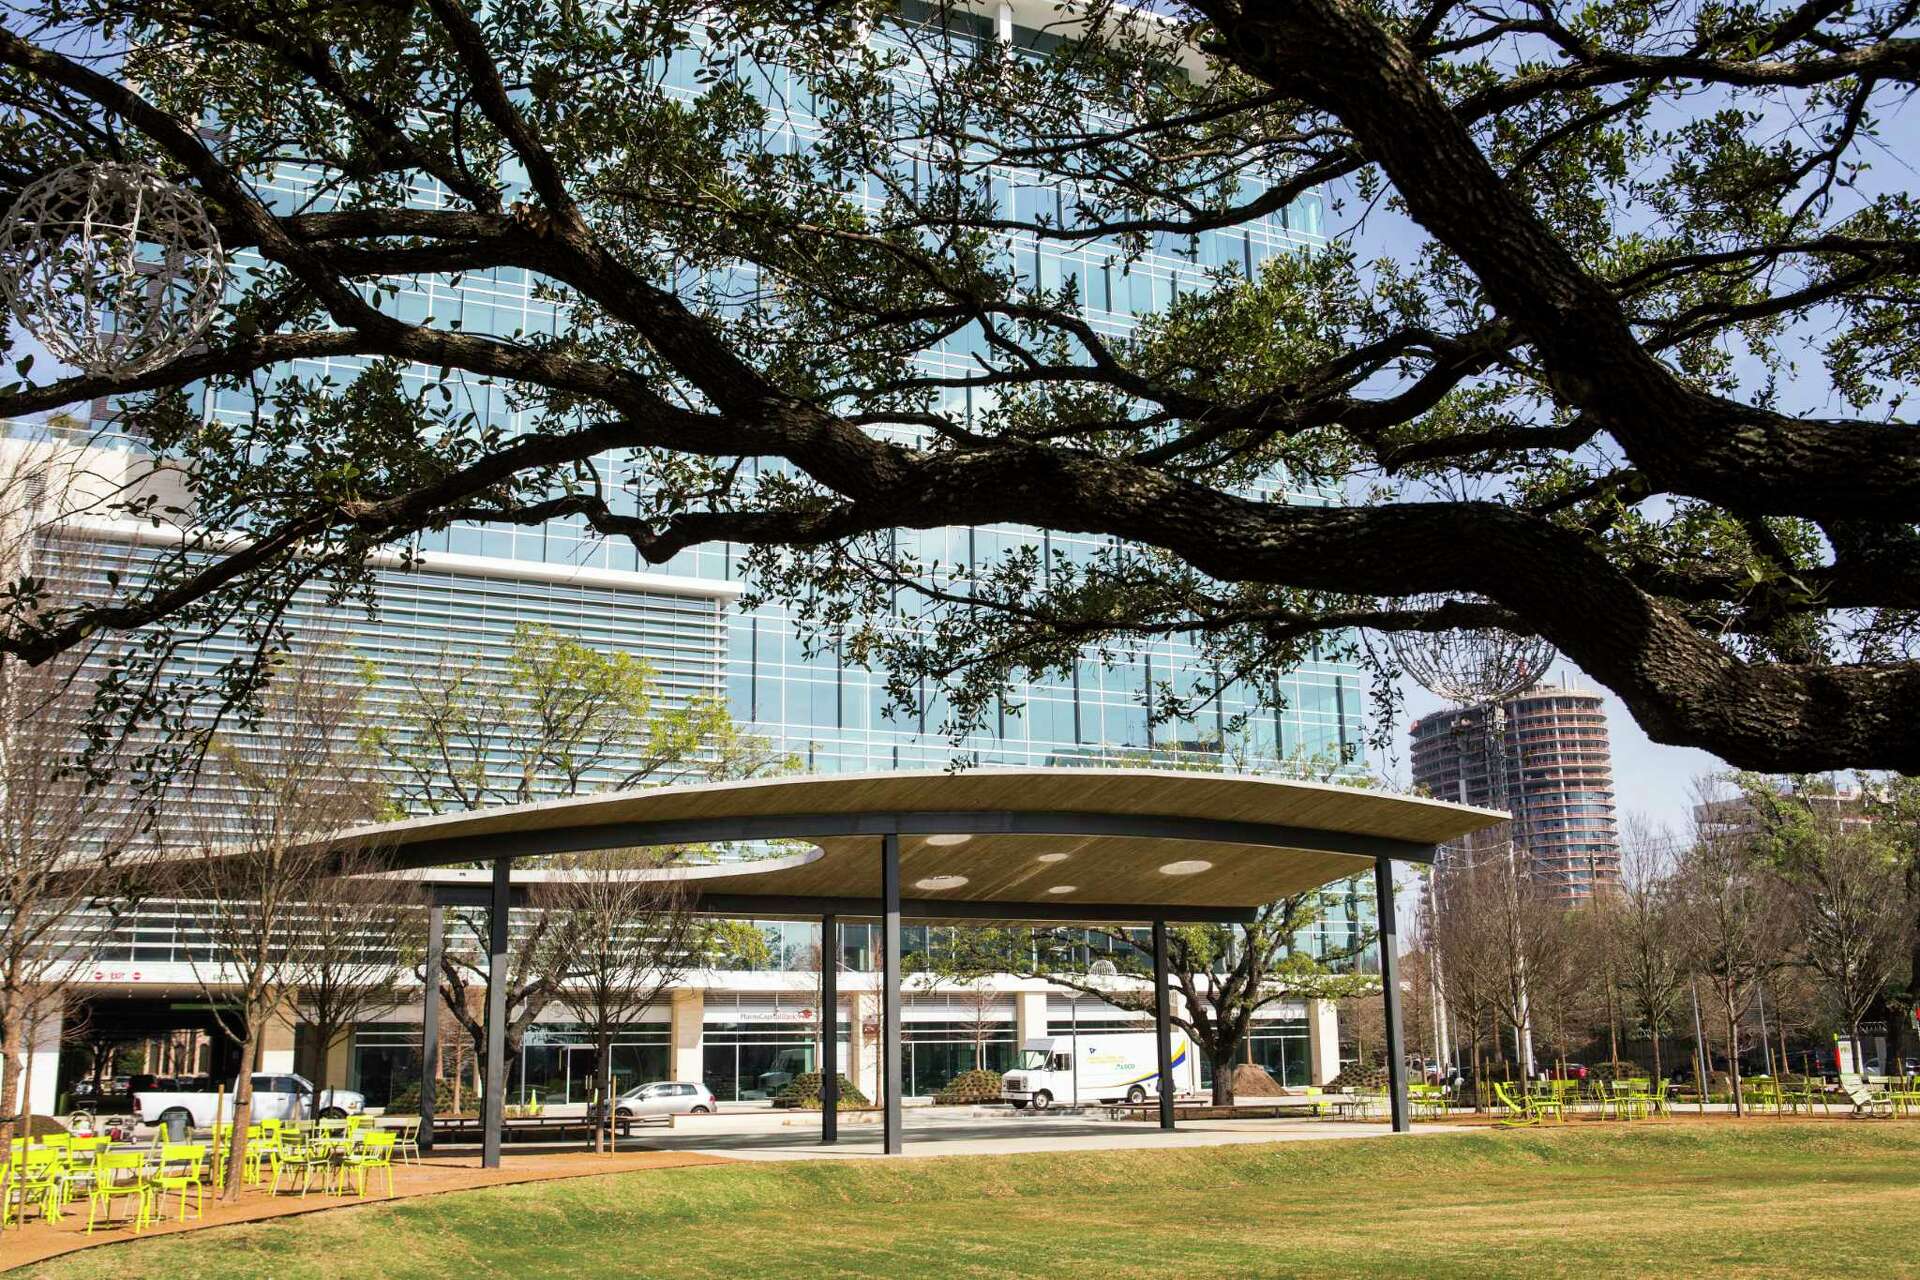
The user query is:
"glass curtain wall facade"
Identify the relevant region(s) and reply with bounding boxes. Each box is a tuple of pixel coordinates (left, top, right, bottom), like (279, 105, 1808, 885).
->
(175, 3, 1362, 790)
(33, 4, 1374, 1104)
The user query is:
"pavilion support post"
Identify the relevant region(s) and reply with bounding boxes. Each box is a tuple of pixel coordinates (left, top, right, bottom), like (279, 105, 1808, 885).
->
(821, 912, 838, 1145)
(880, 833, 903, 1156)
(1152, 918, 1175, 1131)
(482, 856, 511, 1169)
(1374, 856, 1410, 1134)
(420, 901, 444, 1154)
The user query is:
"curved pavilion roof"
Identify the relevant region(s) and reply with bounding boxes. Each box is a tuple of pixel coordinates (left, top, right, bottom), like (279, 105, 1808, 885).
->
(330, 768, 1504, 924)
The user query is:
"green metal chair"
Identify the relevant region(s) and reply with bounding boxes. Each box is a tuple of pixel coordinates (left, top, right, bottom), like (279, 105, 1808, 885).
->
(270, 1129, 333, 1197)
(1840, 1073, 1894, 1118)
(242, 1123, 274, 1186)
(1494, 1081, 1563, 1127)
(84, 1151, 154, 1235)
(151, 1143, 209, 1222)
(337, 1131, 397, 1198)
(59, 1136, 109, 1205)
(386, 1116, 423, 1165)
(2, 1149, 63, 1229)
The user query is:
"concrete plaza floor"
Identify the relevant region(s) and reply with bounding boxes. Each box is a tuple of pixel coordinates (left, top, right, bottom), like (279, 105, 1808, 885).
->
(566, 1104, 1462, 1161)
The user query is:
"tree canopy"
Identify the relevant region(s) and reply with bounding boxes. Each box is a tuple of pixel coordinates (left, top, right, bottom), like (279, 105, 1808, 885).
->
(3, 0, 1918, 770)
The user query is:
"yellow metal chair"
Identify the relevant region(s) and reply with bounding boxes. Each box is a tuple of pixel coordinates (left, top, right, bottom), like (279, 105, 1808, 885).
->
(337, 1131, 397, 1198)
(151, 1143, 209, 1222)
(2, 1149, 63, 1229)
(1494, 1081, 1563, 1127)
(84, 1151, 154, 1234)
(387, 1117, 422, 1165)
(270, 1130, 334, 1197)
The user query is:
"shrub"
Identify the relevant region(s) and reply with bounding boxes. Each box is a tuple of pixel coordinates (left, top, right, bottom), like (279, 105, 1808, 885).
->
(385, 1078, 457, 1115)
(771, 1072, 869, 1110)
(1326, 1063, 1390, 1091)
(934, 1069, 1003, 1104)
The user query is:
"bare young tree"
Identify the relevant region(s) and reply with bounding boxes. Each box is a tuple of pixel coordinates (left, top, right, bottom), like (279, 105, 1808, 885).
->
(0, 448, 146, 1140)
(1673, 781, 1795, 1114)
(174, 648, 384, 1197)
(1431, 840, 1530, 1106)
(283, 857, 425, 1086)
(1610, 820, 1687, 1081)
(545, 848, 701, 1154)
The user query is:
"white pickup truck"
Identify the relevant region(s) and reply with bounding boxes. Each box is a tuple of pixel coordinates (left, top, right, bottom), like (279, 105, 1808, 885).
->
(132, 1072, 365, 1132)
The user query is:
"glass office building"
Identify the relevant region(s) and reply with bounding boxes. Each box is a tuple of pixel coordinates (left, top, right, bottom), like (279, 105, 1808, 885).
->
(25, 2, 1370, 1109)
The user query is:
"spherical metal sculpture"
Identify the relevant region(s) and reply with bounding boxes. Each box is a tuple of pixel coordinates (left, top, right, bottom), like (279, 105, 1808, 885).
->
(1386, 593, 1555, 705)
(0, 162, 225, 377)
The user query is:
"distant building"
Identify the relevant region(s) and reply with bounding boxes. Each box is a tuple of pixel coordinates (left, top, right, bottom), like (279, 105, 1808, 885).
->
(1411, 681, 1621, 903)
(1692, 786, 1873, 841)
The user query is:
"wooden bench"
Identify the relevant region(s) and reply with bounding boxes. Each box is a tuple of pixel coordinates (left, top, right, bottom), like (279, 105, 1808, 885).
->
(1096, 1098, 1333, 1121)
(419, 1114, 640, 1143)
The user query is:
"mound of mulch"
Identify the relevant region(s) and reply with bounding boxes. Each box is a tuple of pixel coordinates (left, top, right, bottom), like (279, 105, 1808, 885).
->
(1230, 1063, 1285, 1097)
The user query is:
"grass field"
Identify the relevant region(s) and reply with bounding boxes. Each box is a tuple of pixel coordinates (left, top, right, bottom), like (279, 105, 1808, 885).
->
(19, 1122, 1920, 1279)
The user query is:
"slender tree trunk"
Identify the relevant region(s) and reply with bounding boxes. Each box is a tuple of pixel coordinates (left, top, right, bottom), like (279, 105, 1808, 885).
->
(0, 1002, 23, 1143)
(1651, 1030, 1662, 1083)
(1723, 993, 1744, 1117)
(18, 1007, 39, 1136)
(225, 1013, 265, 1200)
(594, 1031, 610, 1155)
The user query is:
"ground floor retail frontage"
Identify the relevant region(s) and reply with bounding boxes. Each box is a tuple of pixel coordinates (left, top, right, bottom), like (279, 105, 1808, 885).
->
(39, 976, 1342, 1115)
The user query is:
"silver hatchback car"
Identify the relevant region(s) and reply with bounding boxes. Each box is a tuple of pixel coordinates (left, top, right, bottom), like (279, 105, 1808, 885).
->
(607, 1080, 716, 1123)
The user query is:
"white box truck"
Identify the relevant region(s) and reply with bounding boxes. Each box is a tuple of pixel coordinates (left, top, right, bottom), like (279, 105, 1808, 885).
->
(1000, 1032, 1198, 1109)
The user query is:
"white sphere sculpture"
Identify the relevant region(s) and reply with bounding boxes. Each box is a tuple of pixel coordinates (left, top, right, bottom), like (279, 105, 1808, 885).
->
(0, 161, 226, 378)
(1386, 593, 1555, 705)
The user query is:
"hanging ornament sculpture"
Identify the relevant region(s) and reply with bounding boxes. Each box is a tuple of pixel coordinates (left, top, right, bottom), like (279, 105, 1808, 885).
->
(0, 161, 226, 378)
(1385, 593, 1555, 705)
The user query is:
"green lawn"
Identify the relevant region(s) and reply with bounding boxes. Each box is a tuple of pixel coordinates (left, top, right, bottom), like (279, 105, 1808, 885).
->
(21, 1123, 1920, 1279)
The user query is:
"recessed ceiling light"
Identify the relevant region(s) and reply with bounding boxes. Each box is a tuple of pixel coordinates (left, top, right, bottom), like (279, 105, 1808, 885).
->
(914, 875, 969, 891)
(924, 834, 972, 847)
(1158, 859, 1213, 876)
(1036, 853, 1070, 864)
(1046, 884, 1077, 895)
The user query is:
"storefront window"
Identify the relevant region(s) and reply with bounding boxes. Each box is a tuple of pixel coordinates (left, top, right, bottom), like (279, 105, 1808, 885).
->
(904, 1020, 1016, 1096)
(703, 1021, 835, 1101)
(1198, 1019, 1310, 1089)
(518, 1022, 671, 1104)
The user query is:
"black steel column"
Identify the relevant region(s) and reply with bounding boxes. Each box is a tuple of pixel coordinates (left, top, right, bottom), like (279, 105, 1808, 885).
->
(482, 857, 511, 1168)
(1374, 856, 1410, 1134)
(881, 833, 903, 1156)
(821, 912, 838, 1145)
(420, 901, 444, 1153)
(1152, 918, 1175, 1131)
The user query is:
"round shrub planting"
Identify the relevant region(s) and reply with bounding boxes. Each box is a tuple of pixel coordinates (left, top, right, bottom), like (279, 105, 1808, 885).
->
(934, 1069, 1004, 1104)
(771, 1072, 869, 1110)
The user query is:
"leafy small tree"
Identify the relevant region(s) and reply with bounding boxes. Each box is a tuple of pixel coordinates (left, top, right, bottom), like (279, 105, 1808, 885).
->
(954, 888, 1373, 1104)
(377, 622, 790, 1102)
(1740, 775, 1914, 1073)
(375, 623, 786, 813)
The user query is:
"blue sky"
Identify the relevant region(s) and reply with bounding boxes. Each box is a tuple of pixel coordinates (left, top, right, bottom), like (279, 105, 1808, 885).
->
(1384, 670, 1723, 836)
